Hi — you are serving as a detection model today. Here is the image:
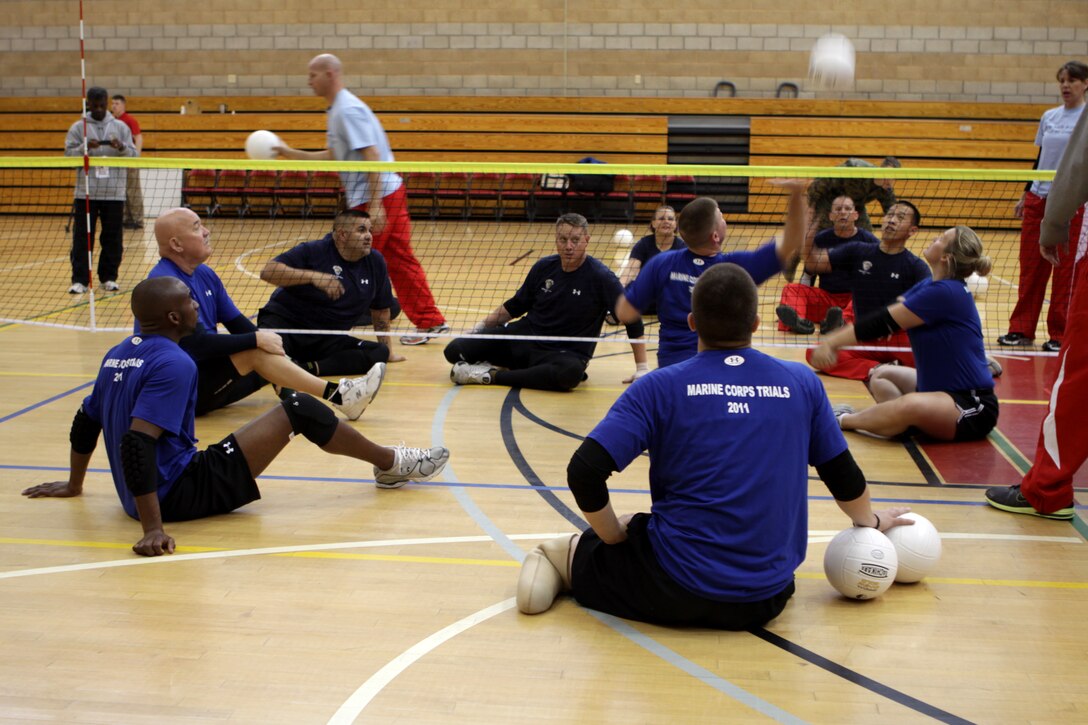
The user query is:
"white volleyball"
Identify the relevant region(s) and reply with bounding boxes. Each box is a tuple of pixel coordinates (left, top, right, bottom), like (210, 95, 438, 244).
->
(245, 129, 282, 160)
(810, 34, 856, 90)
(884, 512, 943, 583)
(612, 229, 634, 247)
(966, 272, 989, 298)
(823, 526, 898, 600)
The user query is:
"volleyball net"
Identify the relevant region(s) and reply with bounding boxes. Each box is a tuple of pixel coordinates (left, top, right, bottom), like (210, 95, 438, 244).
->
(0, 157, 1060, 354)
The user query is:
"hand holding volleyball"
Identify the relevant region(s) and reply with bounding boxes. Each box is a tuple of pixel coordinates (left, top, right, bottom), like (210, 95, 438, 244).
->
(245, 129, 282, 159)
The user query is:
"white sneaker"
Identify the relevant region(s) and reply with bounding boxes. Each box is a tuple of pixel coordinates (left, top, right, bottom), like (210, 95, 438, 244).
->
(67, 282, 87, 294)
(373, 444, 450, 489)
(335, 362, 386, 421)
(450, 361, 494, 385)
(400, 323, 451, 346)
(101, 280, 120, 292)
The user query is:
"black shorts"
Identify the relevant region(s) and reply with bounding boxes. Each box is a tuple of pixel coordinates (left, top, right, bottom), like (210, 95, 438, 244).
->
(570, 513, 795, 630)
(196, 356, 266, 416)
(159, 434, 261, 521)
(948, 387, 998, 442)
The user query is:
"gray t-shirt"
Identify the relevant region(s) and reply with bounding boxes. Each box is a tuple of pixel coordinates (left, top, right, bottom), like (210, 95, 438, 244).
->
(326, 88, 402, 207)
(1030, 104, 1085, 198)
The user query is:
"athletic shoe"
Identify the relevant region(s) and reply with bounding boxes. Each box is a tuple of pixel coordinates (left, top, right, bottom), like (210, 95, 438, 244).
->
(450, 361, 494, 385)
(831, 403, 855, 428)
(400, 323, 451, 346)
(986, 354, 1003, 378)
(997, 332, 1032, 346)
(776, 304, 815, 335)
(67, 282, 87, 294)
(335, 362, 386, 421)
(373, 444, 450, 489)
(820, 306, 844, 333)
(984, 484, 1074, 520)
(1042, 339, 1061, 353)
(101, 280, 120, 292)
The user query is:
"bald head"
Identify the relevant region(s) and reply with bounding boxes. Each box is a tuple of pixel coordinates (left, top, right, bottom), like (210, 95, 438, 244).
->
(131, 276, 196, 339)
(308, 54, 344, 100)
(153, 207, 211, 273)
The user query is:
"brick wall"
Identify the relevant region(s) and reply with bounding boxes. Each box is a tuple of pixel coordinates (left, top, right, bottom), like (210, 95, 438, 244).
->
(2, 1, 1086, 103)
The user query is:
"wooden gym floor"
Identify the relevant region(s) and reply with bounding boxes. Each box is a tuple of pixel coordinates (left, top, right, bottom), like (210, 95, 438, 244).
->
(0, 216, 1085, 724)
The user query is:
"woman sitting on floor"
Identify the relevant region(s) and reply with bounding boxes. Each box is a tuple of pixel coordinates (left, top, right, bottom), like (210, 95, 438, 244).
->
(810, 225, 998, 441)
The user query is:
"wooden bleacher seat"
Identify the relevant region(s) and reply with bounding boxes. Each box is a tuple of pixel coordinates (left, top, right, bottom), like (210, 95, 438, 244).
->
(498, 173, 534, 221)
(467, 173, 503, 220)
(245, 170, 279, 217)
(307, 171, 343, 219)
(181, 169, 217, 216)
(214, 170, 248, 217)
(405, 171, 437, 220)
(275, 171, 310, 217)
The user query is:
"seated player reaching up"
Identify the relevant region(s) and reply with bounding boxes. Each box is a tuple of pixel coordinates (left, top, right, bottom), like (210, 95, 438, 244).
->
(776, 194, 879, 335)
(802, 201, 931, 380)
(22, 277, 450, 557)
(444, 213, 649, 390)
(812, 226, 999, 441)
(515, 263, 912, 626)
(146, 208, 384, 419)
(257, 210, 403, 377)
(614, 181, 807, 369)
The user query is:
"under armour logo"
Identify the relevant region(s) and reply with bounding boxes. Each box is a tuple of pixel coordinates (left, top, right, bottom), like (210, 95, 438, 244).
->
(204, 289, 213, 297)
(890, 272, 900, 279)
(572, 289, 582, 296)
(223, 441, 235, 454)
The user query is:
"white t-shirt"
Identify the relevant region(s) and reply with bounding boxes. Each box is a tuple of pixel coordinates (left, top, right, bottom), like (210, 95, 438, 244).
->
(1030, 104, 1086, 198)
(326, 88, 402, 206)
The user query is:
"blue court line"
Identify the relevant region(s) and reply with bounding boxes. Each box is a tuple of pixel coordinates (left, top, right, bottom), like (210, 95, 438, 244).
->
(500, 389, 588, 531)
(749, 629, 973, 724)
(0, 381, 93, 425)
(588, 611, 809, 724)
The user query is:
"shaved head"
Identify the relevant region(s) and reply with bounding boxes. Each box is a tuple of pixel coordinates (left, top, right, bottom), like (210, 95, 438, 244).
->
(309, 53, 342, 73)
(153, 207, 211, 273)
(131, 276, 193, 336)
(308, 54, 344, 100)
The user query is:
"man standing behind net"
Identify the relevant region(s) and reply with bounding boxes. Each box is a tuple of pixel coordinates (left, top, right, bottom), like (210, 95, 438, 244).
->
(110, 94, 144, 230)
(257, 210, 401, 377)
(64, 86, 136, 294)
(276, 54, 448, 346)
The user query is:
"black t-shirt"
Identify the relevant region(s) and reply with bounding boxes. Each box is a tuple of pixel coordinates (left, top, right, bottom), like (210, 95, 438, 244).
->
(827, 242, 931, 319)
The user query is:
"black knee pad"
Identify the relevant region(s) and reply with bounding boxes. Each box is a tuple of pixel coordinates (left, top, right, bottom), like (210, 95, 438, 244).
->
(281, 393, 338, 447)
(624, 318, 645, 339)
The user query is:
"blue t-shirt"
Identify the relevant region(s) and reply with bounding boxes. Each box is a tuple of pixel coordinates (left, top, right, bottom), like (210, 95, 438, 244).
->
(901, 279, 994, 393)
(624, 242, 781, 367)
(826, 243, 931, 320)
(144, 258, 242, 334)
(503, 255, 623, 359)
(81, 335, 199, 519)
(812, 227, 879, 293)
(588, 348, 846, 602)
(629, 234, 685, 266)
(260, 234, 394, 329)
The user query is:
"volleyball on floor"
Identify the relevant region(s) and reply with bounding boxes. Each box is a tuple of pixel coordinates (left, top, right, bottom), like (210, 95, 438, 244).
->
(884, 512, 942, 583)
(823, 527, 898, 599)
(809, 33, 856, 90)
(245, 129, 282, 159)
(612, 229, 634, 247)
(965, 272, 989, 298)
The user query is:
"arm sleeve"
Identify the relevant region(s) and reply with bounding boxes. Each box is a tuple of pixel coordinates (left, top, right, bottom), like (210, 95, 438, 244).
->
(178, 327, 257, 361)
(223, 312, 259, 335)
(566, 437, 619, 513)
(815, 448, 867, 502)
(1040, 110, 1088, 247)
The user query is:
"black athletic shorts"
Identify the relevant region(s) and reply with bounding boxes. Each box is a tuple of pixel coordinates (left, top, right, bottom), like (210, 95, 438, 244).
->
(159, 434, 261, 521)
(195, 356, 266, 416)
(570, 513, 795, 630)
(948, 387, 998, 442)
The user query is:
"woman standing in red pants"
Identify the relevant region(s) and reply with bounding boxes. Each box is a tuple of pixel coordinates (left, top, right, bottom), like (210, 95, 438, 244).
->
(999, 61, 1088, 354)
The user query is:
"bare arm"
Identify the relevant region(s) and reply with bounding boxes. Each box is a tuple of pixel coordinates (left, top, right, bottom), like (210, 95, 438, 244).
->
(260, 260, 344, 301)
(473, 305, 514, 332)
(834, 488, 913, 532)
(811, 303, 923, 370)
(618, 257, 642, 287)
(584, 502, 628, 544)
(273, 142, 334, 162)
(132, 132, 143, 155)
(614, 294, 642, 325)
(370, 307, 405, 362)
(770, 179, 808, 266)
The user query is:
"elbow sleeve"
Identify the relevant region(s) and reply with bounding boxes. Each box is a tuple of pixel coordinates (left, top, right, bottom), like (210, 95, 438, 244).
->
(69, 406, 102, 455)
(566, 438, 618, 513)
(853, 307, 901, 342)
(816, 449, 867, 502)
(120, 430, 159, 497)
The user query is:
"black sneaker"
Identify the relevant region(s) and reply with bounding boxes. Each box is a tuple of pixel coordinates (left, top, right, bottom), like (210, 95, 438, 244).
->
(1042, 339, 1061, 353)
(821, 306, 844, 333)
(997, 332, 1032, 346)
(776, 304, 815, 335)
(984, 484, 1074, 520)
